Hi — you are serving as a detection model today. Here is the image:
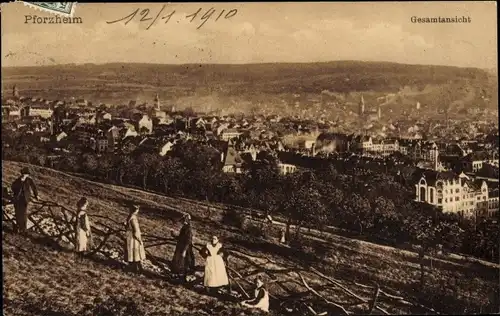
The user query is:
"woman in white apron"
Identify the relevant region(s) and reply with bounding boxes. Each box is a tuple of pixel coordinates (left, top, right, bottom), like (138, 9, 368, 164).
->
(200, 236, 229, 293)
(74, 197, 92, 262)
(241, 277, 270, 313)
(124, 204, 146, 273)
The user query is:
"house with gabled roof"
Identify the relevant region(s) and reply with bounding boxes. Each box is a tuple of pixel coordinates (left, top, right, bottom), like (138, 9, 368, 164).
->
(137, 137, 176, 156)
(137, 114, 153, 135)
(222, 147, 243, 174)
(216, 123, 230, 136)
(461, 151, 492, 173)
(275, 151, 299, 175)
(413, 168, 489, 217)
(221, 128, 241, 141)
(119, 136, 142, 155)
(159, 140, 175, 156)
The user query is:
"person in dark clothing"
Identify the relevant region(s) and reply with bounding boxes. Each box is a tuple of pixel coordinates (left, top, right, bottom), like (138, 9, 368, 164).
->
(10, 167, 39, 234)
(171, 213, 195, 282)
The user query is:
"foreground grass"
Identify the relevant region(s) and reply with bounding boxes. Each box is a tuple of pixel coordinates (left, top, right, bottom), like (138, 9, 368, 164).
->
(2, 161, 499, 315)
(3, 230, 271, 316)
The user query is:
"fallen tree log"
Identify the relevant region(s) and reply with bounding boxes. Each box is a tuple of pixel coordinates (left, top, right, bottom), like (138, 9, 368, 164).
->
(297, 272, 351, 315)
(4, 198, 441, 316)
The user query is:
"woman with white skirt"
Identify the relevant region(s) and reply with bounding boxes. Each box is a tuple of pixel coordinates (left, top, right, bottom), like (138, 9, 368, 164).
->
(241, 277, 270, 313)
(74, 197, 92, 262)
(200, 236, 230, 294)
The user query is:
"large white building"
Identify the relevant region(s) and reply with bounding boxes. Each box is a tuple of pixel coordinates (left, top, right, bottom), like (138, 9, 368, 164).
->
(356, 136, 400, 157)
(278, 163, 298, 175)
(414, 169, 490, 218)
(221, 129, 241, 141)
(21, 105, 53, 119)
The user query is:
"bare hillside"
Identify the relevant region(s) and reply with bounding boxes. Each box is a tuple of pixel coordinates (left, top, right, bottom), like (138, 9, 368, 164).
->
(2, 161, 499, 315)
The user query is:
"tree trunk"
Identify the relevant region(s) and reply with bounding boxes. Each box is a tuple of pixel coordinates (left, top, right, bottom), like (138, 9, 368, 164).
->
(295, 223, 301, 240)
(142, 169, 148, 189)
(163, 177, 169, 194)
(419, 249, 426, 289)
(419, 263, 425, 288)
(285, 217, 292, 242)
(205, 195, 211, 219)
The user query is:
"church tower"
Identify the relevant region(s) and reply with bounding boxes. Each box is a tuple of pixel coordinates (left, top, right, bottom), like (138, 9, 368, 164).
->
(154, 93, 160, 111)
(359, 95, 365, 115)
(13, 85, 19, 98)
(377, 104, 382, 120)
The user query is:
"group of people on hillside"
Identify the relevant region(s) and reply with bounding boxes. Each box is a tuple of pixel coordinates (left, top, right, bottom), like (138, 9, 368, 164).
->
(8, 167, 269, 313)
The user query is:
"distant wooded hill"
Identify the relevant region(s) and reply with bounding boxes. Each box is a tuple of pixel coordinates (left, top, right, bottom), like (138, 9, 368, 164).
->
(2, 61, 496, 115)
(3, 61, 491, 91)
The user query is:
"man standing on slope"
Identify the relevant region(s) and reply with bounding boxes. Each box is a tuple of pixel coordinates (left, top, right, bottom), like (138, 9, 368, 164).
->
(10, 167, 39, 234)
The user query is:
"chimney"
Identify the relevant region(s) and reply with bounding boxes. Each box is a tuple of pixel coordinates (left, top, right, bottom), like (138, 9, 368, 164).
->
(49, 116, 54, 136)
(155, 93, 160, 111)
(434, 148, 439, 170)
(13, 85, 19, 98)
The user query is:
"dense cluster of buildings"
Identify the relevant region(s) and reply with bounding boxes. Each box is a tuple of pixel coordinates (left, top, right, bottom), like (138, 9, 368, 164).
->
(2, 86, 499, 219)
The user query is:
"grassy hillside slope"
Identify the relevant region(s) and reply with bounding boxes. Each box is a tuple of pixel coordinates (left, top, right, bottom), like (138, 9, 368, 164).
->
(2, 161, 499, 315)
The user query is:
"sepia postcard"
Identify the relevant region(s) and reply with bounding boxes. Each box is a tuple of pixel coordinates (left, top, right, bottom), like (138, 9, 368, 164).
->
(1, 2, 499, 316)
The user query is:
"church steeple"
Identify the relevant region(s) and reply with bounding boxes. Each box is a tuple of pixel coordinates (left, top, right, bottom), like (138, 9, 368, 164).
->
(359, 94, 365, 115)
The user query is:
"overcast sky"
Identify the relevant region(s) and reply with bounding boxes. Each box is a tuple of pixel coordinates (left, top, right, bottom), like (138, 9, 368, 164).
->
(1, 2, 497, 68)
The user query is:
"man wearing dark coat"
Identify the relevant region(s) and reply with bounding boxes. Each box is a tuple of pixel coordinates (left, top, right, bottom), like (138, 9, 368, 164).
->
(10, 167, 39, 234)
(171, 213, 195, 282)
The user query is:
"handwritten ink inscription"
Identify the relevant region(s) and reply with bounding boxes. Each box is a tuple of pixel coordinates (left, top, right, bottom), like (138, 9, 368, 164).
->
(106, 5, 238, 30)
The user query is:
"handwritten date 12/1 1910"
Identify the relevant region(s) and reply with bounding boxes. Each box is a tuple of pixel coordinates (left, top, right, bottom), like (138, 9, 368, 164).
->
(106, 6, 238, 30)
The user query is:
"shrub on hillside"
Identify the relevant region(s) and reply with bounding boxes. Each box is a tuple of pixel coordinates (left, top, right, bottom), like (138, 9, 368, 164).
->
(310, 240, 331, 259)
(245, 223, 268, 239)
(288, 236, 306, 251)
(222, 209, 246, 229)
(80, 296, 146, 316)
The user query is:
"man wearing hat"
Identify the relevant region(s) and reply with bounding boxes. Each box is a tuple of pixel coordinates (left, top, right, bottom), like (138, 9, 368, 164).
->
(10, 167, 39, 234)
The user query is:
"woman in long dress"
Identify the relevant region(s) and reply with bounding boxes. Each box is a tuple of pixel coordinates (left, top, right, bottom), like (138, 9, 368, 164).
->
(124, 204, 146, 273)
(75, 197, 92, 262)
(171, 213, 195, 282)
(200, 235, 229, 293)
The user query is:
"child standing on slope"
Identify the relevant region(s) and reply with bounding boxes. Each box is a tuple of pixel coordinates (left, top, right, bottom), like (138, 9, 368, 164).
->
(75, 197, 92, 262)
